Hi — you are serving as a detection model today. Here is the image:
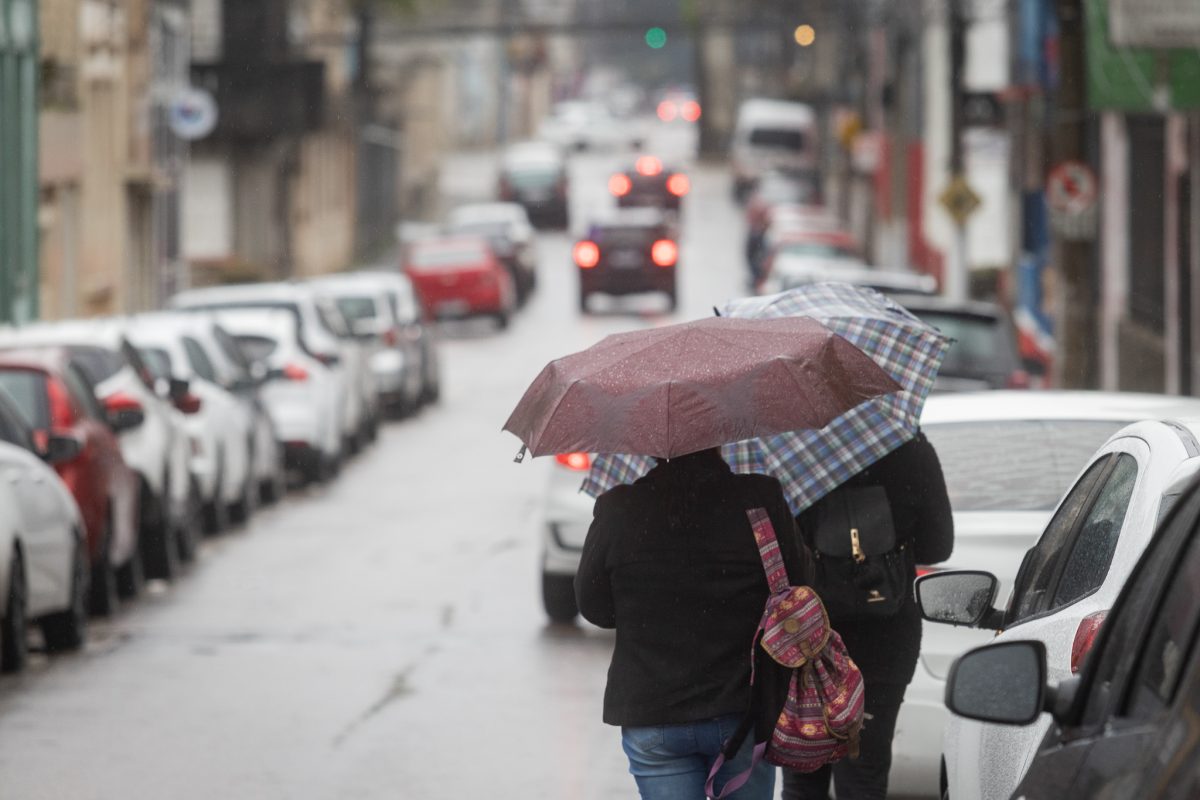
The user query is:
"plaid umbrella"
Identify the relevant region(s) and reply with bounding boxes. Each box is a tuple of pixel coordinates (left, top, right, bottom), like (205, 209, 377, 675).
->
(581, 282, 952, 514)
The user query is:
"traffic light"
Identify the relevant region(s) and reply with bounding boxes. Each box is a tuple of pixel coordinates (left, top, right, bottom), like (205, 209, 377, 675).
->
(645, 27, 667, 49)
(793, 24, 815, 47)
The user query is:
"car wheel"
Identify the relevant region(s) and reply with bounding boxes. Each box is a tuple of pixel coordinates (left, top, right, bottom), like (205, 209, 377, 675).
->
(229, 467, 257, 525)
(89, 521, 119, 616)
(203, 453, 230, 534)
(542, 572, 578, 624)
(143, 496, 181, 582)
(1, 549, 28, 673)
(115, 546, 145, 600)
(41, 539, 88, 653)
(495, 311, 511, 330)
(578, 289, 590, 314)
(177, 480, 204, 562)
(261, 458, 287, 505)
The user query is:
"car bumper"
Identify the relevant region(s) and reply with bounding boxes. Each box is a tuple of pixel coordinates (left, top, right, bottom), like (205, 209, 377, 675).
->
(581, 268, 674, 296)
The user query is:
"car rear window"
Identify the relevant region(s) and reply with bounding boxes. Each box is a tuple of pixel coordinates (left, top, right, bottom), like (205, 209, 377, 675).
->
(777, 242, 858, 260)
(409, 244, 489, 269)
(506, 168, 558, 188)
(235, 335, 279, 363)
(923, 420, 1130, 512)
(68, 346, 126, 384)
(594, 227, 655, 247)
(749, 128, 806, 151)
(910, 310, 1016, 374)
(0, 370, 49, 429)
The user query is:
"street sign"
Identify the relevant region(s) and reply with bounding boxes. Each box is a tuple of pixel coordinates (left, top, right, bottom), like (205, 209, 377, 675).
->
(1110, 0, 1200, 49)
(938, 174, 982, 226)
(168, 87, 218, 140)
(1047, 160, 1099, 241)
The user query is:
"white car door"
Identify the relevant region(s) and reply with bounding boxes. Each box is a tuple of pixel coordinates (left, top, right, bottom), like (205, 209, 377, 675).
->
(946, 437, 1151, 800)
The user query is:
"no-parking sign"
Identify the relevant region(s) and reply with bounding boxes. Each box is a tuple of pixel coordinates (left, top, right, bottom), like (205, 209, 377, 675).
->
(1047, 160, 1098, 240)
(168, 88, 219, 141)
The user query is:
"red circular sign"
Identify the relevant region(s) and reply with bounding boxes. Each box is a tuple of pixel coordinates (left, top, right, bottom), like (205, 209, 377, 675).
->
(1047, 161, 1098, 215)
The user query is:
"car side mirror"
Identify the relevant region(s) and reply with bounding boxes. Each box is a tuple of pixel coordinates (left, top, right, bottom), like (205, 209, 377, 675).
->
(945, 640, 1047, 726)
(104, 393, 146, 433)
(168, 376, 190, 402)
(41, 433, 83, 465)
(916, 570, 1003, 628)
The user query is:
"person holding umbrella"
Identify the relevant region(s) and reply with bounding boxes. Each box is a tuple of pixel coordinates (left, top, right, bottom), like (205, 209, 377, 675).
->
(505, 314, 902, 799)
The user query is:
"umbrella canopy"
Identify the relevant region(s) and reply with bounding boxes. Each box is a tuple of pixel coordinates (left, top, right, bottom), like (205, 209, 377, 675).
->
(583, 282, 951, 513)
(503, 315, 900, 459)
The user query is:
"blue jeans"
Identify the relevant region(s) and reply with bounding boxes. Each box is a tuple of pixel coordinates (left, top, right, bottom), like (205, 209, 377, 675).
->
(621, 713, 775, 800)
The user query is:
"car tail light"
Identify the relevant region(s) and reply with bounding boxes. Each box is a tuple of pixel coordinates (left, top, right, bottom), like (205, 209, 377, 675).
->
(282, 363, 310, 381)
(574, 241, 601, 269)
(657, 100, 677, 122)
(556, 452, 591, 471)
(1006, 369, 1032, 389)
(635, 156, 663, 177)
(175, 393, 203, 415)
(46, 377, 76, 428)
(666, 173, 691, 197)
(681, 100, 702, 122)
(1071, 610, 1108, 674)
(104, 392, 143, 415)
(651, 239, 678, 267)
(608, 173, 632, 197)
(382, 327, 399, 347)
(915, 565, 941, 578)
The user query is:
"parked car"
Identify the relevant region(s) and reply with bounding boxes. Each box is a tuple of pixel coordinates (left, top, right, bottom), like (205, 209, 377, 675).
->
(404, 236, 517, 329)
(892, 295, 1030, 391)
(171, 282, 378, 455)
(937, 465, 1200, 800)
(753, 228, 862, 288)
(730, 98, 819, 201)
(918, 408, 1200, 800)
(0, 388, 90, 672)
(747, 204, 846, 280)
(310, 271, 440, 415)
(211, 308, 346, 485)
(446, 202, 538, 305)
(124, 313, 269, 531)
(0, 322, 193, 587)
(0, 349, 142, 616)
(575, 208, 679, 312)
(761, 264, 937, 298)
(607, 155, 690, 212)
(743, 171, 822, 238)
(498, 141, 570, 229)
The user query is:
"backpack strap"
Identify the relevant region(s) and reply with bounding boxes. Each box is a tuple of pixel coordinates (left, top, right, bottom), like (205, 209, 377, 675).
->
(746, 507, 789, 594)
(705, 741, 767, 800)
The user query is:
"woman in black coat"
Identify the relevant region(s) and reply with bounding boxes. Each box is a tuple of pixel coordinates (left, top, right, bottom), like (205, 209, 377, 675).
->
(576, 447, 811, 800)
(782, 431, 953, 800)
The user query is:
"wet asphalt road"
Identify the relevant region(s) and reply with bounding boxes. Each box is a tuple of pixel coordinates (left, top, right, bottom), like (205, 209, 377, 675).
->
(0, 124, 755, 799)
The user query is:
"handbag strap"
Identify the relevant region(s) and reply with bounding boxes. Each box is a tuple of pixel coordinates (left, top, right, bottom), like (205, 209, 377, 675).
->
(747, 507, 789, 594)
(705, 741, 767, 799)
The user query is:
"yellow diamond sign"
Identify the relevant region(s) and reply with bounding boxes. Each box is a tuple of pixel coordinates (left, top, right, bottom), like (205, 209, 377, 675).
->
(938, 174, 982, 225)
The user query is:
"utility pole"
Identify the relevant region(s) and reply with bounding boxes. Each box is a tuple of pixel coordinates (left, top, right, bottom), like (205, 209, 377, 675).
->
(1052, 0, 1098, 388)
(945, 0, 969, 302)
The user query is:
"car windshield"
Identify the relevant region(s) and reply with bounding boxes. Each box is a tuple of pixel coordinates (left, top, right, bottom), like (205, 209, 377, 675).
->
(777, 242, 858, 260)
(923, 420, 1130, 511)
(234, 335, 279, 363)
(139, 347, 174, 380)
(505, 167, 559, 187)
(749, 128, 806, 150)
(0, 370, 49, 429)
(911, 311, 1015, 374)
(335, 296, 379, 323)
(67, 346, 126, 384)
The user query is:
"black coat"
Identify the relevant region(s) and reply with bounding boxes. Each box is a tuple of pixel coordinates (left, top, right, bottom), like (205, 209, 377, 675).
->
(795, 432, 954, 686)
(575, 450, 811, 733)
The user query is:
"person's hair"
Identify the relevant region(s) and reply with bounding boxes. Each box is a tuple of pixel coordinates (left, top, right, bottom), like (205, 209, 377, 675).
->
(654, 448, 724, 530)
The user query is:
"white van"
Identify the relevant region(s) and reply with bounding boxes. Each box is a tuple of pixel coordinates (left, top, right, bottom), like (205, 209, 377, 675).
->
(730, 99, 819, 201)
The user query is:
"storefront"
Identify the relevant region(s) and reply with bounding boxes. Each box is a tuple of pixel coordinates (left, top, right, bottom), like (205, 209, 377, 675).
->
(0, 0, 38, 323)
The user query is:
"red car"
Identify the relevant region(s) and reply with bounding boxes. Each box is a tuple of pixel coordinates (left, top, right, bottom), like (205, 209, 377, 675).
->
(0, 349, 141, 615)
(404, 236, 516, 329)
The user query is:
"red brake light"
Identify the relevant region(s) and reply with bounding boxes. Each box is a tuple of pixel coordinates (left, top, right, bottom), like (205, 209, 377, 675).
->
(666, 173, 691, 197)
(1071, 610, 1108, 674)
(656, 100, 677, 122)
(915, 565, 941, 578)
(46, 377, 75, 428)
(573, 241, 600, 269)
(651, 239, 678, 267)
(176, 393, 203, 415)
(608, 173, 632, 197)
(681, 100, 701, 122)
(556, 452, 591, 471)
(104, 392, 143, 414)
(283, 363, 310, 381)
(635, 156, 663, 177)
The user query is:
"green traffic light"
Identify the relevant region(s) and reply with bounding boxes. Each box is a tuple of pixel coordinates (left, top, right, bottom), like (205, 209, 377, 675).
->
(645, 27, 667, 49)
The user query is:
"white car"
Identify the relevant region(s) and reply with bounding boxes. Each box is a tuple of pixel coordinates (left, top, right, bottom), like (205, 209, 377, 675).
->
(171, 283, 378, 453)
(537, 100, 642, 152)
(310, 271, 440, 416)
(541, 451, 597, 622)
(917, 399, 1200, 800)
(0, 389, 89, 673)
(761, 263, 936, 298)
(212, 308, 344, 485)
(0, 321, 193, 585)
(124, 313, 264, 531)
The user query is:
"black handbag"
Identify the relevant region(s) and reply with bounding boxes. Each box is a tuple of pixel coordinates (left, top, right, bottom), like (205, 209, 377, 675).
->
(806, 485, 910, 620)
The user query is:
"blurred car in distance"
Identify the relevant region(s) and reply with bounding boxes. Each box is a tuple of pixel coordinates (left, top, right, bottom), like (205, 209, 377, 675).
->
(888, 390, 1200, 796)
(537, 100, 641, 152)
(0, 387, 90, 673)
(404, 236, 517, 329)
(446, 202, 538, 305)
(608, 155, 690, 213)
(731, 98, 819, 201)
(753, 228, 862, 288)
(761, 265, 937, 298)
(748, 204, 847, 281)
(0, 348, 141, 616)
(939, 466, 1200, 800)
(920, 406, 1200, 800)
(498, 141, 570, 229)
(892, 295, 1029, 391)
(743, 171, 823, 238)
(655, 89, 701, 123)
(575, 208, 679, 312)
(311, 271, 440, 416)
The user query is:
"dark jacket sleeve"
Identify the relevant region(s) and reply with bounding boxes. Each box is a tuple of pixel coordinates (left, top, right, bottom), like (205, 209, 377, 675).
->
(908, 432, 954, 565)
(575, 491, 618, 628)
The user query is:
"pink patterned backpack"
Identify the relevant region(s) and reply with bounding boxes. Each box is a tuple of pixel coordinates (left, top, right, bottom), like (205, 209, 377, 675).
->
(706, 507, 865, 799)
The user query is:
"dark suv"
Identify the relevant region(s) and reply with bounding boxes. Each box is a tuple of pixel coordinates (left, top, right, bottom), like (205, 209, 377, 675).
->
(608, 155, 689, 212)
(574, 209, 679, 313)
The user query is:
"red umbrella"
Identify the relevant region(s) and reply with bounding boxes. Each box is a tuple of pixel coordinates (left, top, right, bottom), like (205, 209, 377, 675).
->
(503, 316, 900, 459)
